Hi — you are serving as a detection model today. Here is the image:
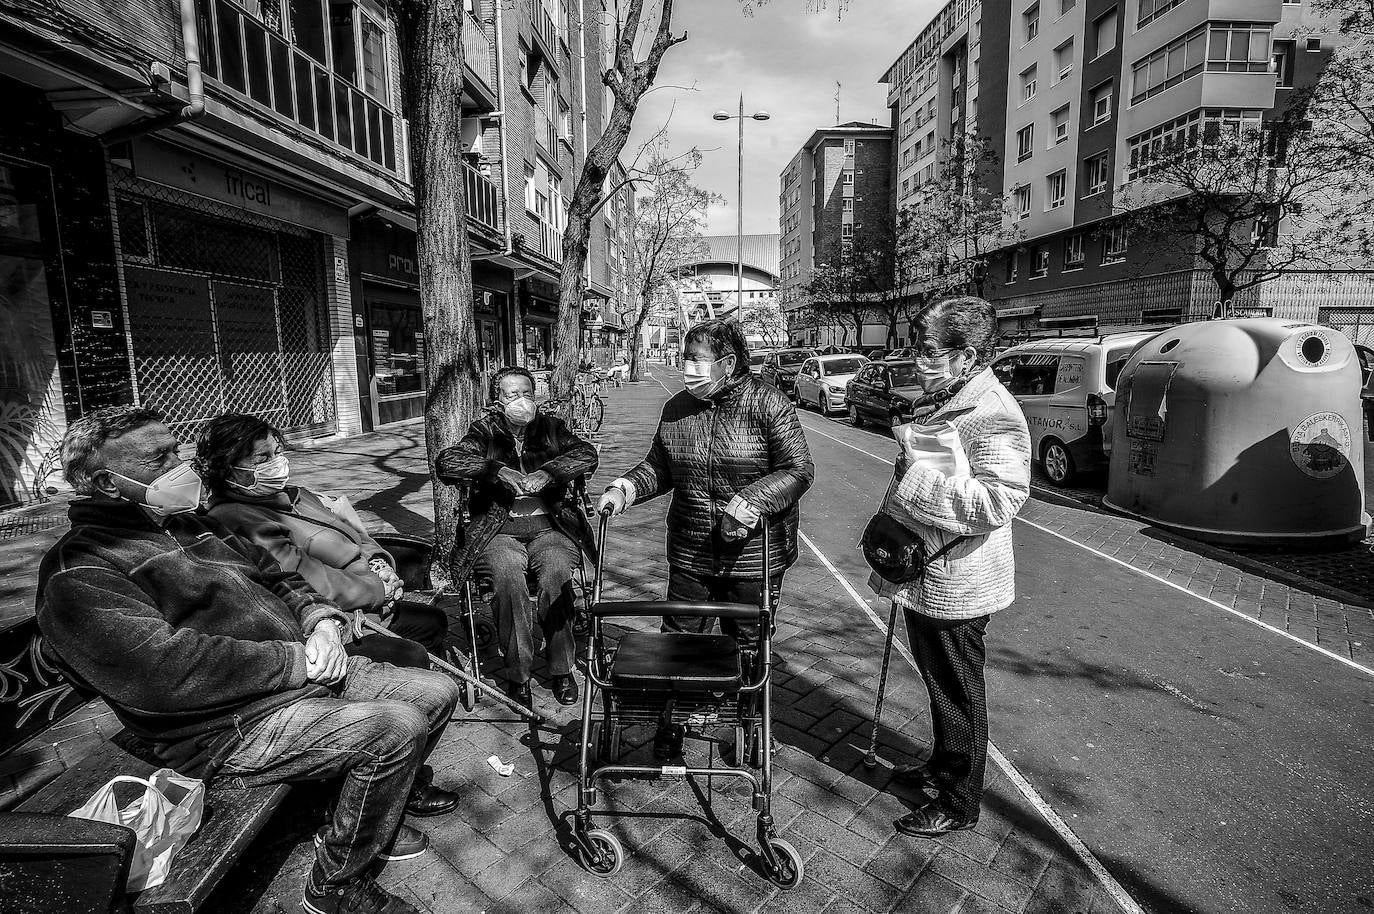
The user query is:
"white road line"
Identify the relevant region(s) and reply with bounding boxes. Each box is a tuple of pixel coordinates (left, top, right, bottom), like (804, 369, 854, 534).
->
(798, 530, 1147, 914)
(1016, 515, 1374, 680)
(799, 412, 1374, 680)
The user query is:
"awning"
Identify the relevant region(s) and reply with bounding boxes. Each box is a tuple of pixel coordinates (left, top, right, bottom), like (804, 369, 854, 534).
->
(996, 305, 1039, 318)
(1040, 314, 1098, 325)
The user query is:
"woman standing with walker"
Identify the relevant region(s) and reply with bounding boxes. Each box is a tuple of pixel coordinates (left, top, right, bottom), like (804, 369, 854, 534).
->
(880, 296, 1031, 837)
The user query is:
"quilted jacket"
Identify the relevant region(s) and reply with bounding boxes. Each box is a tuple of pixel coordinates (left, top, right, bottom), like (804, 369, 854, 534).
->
(620, 373, 814, 578)
(886, 367, 1031, 620)
(435, 411, 599, 586)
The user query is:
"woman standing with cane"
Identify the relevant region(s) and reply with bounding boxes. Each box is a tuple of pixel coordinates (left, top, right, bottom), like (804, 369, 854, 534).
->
(881, 297, 1030, 838)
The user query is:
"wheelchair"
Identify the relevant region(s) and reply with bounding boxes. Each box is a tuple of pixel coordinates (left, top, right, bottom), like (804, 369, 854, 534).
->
(569, 510, 804, 890)
(373, 474, 597, 711)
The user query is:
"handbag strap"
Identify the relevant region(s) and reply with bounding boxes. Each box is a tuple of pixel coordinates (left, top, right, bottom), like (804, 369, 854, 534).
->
(925, 536, 968, 565)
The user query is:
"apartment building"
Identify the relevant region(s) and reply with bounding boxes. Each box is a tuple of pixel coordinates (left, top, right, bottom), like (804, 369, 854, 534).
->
(778, 122, 894, 347)
(0, 0, 632, 506)
(983, 0, 1363, 341)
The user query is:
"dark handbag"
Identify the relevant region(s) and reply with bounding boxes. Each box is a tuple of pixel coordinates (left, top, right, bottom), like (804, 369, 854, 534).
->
(861, 511, 966, 585)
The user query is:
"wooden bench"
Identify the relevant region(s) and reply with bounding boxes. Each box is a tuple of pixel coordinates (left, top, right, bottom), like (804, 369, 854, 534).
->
(0, 616, 289, 914)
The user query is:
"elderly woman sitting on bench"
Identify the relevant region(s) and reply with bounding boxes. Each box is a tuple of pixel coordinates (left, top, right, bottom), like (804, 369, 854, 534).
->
(437, 366, 598, 708)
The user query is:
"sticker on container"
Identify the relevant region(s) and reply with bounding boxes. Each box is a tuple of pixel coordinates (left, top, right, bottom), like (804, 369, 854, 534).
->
(1289, 412, 1351, 479)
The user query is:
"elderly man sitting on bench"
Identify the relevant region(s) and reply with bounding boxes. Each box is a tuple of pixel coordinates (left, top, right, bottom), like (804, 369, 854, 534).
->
(36, 406, 459, 914)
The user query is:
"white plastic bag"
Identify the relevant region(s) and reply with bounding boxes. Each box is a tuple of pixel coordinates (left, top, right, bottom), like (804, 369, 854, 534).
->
(68, 768, 205, 891)
(886, 419, 971, 556)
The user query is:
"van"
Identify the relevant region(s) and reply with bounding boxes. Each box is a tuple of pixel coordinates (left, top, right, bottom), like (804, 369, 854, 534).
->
(990, 331, 1160, 485)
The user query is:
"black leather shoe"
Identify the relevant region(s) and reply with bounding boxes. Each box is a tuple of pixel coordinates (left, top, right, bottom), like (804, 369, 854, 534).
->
(891, 763, 948, 791)
(506, 679, 532, 706)
(652, 723, 684, 762)
(549, 674, 579, 706)
(406, 782, 459, 818)
(895, 803, 977, 838)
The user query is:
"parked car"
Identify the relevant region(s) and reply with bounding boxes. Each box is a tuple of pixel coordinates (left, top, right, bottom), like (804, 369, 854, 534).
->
(862, 347, 891, 361)
(794, 354, 871, 415)
(1357, 344, 1373, 440)
(884, 347, 916, 361)
(760, 347, 818, 397)
(748, 350, 772, 377)
(843, 360, 925, 427)
(816, 345, 850, 356)
(989, 330, 1160, 485)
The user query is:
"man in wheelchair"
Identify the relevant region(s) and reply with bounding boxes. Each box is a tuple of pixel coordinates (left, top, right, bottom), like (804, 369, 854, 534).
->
(437, 366, 598, 707)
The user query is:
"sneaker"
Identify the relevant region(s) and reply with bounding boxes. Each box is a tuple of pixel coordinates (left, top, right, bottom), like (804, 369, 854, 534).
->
(302, 876, 420, 914)
(378, 823, 430, 862)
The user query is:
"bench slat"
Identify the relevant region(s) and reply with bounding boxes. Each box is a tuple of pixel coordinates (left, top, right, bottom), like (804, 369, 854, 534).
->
(15, 736, 288, 914)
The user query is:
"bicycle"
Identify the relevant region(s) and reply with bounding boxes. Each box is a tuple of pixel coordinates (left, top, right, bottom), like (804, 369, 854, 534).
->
(546, 389, 604, 437)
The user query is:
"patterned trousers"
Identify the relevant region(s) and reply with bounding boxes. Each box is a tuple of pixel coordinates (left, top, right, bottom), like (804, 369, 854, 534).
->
(903, 610, 991, 820)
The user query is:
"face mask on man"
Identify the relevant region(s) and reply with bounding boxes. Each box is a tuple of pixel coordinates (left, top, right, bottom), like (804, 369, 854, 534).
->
(503, 395, 538, 426)
(107, 462, 204, 517)
(683, 355, 729, 399)
(230, 454, 290, 496)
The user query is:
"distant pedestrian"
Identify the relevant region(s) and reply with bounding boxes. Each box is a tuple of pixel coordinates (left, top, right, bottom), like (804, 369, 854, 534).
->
(597, 318, 814, 759)
(883, 296, 1030, 838)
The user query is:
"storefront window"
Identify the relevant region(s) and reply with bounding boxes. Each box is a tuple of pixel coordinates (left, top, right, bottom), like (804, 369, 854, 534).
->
(524, 323, 552, 369)
(370, 302, 426, 396)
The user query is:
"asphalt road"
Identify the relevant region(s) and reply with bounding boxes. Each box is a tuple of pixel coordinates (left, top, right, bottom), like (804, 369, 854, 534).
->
(787, 402, 1374, 914)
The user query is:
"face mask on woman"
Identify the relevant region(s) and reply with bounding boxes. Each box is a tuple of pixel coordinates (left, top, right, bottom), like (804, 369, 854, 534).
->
(683, 355, 729, 399)
(107, 463, 204, 517)
(231, 454, 290, 496)
(914, 355, 953, 392)
(503, 395, 538, 426)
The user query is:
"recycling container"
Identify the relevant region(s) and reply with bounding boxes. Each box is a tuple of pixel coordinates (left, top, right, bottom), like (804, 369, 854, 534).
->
(1105, 318, 1368, 546)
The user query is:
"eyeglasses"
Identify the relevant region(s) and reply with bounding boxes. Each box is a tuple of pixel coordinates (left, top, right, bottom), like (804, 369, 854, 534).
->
(915, 346, 956, 359)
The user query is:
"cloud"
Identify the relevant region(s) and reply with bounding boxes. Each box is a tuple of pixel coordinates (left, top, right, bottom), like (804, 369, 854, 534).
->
(625, 1, 942, 235)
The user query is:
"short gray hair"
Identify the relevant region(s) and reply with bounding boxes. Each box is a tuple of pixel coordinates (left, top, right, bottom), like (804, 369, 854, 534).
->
(62, 406, 167, 495)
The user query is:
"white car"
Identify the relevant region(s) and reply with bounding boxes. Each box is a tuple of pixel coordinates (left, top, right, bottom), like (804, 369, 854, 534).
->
(794, 354, 871, 415)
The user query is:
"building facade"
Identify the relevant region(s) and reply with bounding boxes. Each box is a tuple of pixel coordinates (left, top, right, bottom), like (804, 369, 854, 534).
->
(0, 0, 632, 506)
(778, 122, 894, 348)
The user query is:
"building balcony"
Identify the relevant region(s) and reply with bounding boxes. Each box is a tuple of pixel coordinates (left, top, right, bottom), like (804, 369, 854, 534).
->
(532, 2, 561, 60)
(462, 13, 497, 105)
(464, 162, 501, 235)
(538, 220, 564, 261)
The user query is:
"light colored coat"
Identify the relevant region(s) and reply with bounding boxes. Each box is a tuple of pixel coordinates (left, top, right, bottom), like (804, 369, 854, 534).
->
(886, 367, 1031, 620)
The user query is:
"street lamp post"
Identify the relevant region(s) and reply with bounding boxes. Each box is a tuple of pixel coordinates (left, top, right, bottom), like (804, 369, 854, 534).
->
(713, 97, 770, 320)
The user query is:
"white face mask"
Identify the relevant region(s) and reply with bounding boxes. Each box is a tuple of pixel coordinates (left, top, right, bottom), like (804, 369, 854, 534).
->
(503, 395, 538, 426)
(108, 463, 204, 517)
(231, 454, 290, 496)
(683, 356, 728, 399)
(914, 355, 952, 392)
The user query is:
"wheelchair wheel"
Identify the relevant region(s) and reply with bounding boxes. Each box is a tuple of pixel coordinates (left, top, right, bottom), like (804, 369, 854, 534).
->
(473, 617, 497, 650)
(764, 837, 804, 889)
(576, 829, 623, 876)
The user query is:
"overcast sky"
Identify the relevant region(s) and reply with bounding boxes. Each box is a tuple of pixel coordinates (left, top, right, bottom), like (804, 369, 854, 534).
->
(623, 1, 943, 237)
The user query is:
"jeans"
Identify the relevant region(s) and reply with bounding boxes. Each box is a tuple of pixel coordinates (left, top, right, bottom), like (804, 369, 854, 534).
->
(475, 522, 580, 683)
(345, 600, 450, 668)
(663, 567, 784, 654)
(904, 611, 990, 820)
(217, 656, 461, 892)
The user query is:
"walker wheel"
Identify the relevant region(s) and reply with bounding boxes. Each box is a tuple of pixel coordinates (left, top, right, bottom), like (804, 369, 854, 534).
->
(764, 837, 804, 889)
(576, 829, 623, 876)
(460, 680, 477, 713)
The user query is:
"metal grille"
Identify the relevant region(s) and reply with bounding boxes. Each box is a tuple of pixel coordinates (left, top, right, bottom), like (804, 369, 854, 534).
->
(1318, 307, 1374, 348)
(112, 169, 336, 440)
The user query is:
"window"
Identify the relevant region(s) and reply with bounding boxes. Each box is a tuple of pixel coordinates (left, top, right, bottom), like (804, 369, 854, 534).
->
(1091, 9, 1117, 60)
(328, 0, 357, 83)
(291, 0, 328, 64)
(1273, 40, 1295, 87)
(1131, 25, 1207, 103)
(1006, 252, 1020, 283)
(841, 223, 855, 239)
(1024, 2, 1040, 42)
(1064, 233, 1085, 268)
(1017, 124, 1035, 162)
(1083, 152, 1110, 194)
(1047, 170, 1067, 209)
(1015, 185, 1032, 218)
(1090, 81, 1113, 126)
(1030, 246, 1050, 277)
(1253, 205, 1281, 247)
(524, 165, 538, 214)
(994, 355, 1061, 395)
(360, 15, 387, 101)
(1126, 108, 1263, 180)
(1060, 0, 1075, 13)
(1306, 38, 1323, 52)
(842, 170, 854, 185)
(1021, 65, 1038, 103)
(1208, 23, 1273, 73)
(844, 138, 855, 155)
(1052, 105, 1071, 145)
(1138, 0, 1189, 29)
(1055, 39, 1075, 81)
(1102, 223, 1128, 263)
(843, 197, 854, 212)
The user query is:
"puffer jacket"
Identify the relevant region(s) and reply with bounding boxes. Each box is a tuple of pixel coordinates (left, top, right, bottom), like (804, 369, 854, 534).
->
(436, 410, 599, 586)
(886, 367, 1031, 619)
(620, 373, 814, 578)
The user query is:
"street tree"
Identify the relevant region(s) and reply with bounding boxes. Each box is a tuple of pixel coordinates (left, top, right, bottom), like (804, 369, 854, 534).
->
(1306, 1, 1374, 174)
(803, 241, 879, 348)
(549, 1, 688, 403)
(739, 302, 789, 349)
(1112, 109, 1372, 306)
(621, 148, 718, 381)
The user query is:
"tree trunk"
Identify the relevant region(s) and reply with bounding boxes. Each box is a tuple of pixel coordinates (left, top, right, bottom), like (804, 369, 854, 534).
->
(886, 309, 899, 347)
(629, 302, 651, 381)
(400, 0, 477, 588)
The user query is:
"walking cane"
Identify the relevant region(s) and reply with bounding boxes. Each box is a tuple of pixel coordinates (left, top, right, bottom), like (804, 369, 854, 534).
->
(357, 617, 544, 724)
(863, 596, 903, 770)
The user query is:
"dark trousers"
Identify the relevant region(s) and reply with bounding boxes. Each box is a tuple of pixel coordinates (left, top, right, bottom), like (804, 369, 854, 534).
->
(218, 657, 461, 892)
(903, 610, 990, 820)
(663, 567, 784, 653)
(344, 601, 449, 669)
(475, 519, 580, 683)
